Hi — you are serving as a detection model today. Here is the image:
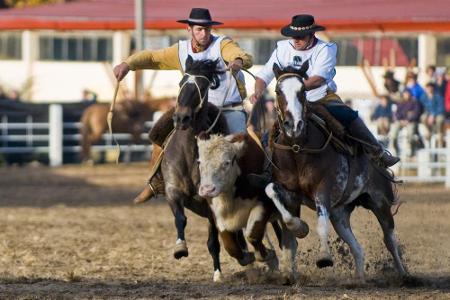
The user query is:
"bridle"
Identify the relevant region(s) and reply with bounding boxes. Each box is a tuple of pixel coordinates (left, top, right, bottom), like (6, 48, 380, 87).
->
(176, 73, 211, 113)
(273, 72, 333, 154)
(274, 72, 305, 131)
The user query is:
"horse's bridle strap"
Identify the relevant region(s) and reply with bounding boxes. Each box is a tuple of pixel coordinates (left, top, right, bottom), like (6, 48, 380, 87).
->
(176, 73, 211, 113)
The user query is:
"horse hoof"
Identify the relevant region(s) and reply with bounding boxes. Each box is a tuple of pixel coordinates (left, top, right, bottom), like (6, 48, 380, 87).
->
(238, 252, 255, 266)
(256, 248, 276, 262)
(285, 217, 309, 239)
(316, 257, 334, 268)
(281, 273, 297, 286)
(213, 270, 223, 282)
(173, 240, 189, 259)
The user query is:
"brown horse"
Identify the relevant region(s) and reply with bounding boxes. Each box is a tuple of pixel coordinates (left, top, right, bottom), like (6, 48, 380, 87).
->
(157, 56, 247, 282)
(80, 97, 173, 162)
(264, 63, 407, 282)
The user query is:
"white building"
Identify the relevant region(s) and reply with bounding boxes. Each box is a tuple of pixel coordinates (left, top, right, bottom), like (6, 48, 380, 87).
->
(0, 0, 449, 102)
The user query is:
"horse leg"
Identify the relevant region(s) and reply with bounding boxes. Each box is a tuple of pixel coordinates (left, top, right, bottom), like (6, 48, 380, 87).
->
(279, 221, 298, 285)
(330, 205, 365, 282)
(368, 196, 407, 277)
(315, 194, 334, 268)
(265, 183, 309, 239)
(166, 188, 189, 259)
(219, 230, 255, 266)
(207, 218, 222, 282)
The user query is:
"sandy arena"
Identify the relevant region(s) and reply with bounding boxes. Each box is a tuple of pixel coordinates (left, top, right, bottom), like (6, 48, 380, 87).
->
(0, 163, 449, 299)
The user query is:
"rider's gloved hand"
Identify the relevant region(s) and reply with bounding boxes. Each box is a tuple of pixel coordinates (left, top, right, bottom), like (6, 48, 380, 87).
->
(227, 58, 243, 73)
(113, 62, 130, 82)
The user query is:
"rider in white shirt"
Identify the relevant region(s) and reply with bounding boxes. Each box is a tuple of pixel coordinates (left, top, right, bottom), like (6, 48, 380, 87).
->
(248, 14, 399, 185)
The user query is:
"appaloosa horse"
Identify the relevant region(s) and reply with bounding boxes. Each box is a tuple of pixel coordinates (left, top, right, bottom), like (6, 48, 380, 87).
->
(158, 55, 254, 282)
(264, 63, 407, 282)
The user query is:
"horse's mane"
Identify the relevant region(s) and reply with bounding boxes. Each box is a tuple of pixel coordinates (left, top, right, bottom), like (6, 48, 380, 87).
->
(279, 66, 308, 79)
(185, 58, 224, 89)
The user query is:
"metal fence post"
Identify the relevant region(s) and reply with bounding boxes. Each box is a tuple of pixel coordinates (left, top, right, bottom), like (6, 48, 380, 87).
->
(49, 104, 63, 166)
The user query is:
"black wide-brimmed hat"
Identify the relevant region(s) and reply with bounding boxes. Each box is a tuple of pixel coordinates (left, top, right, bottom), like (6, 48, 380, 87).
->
(177, 8, 223, 26)
(281, 14, 325, 38)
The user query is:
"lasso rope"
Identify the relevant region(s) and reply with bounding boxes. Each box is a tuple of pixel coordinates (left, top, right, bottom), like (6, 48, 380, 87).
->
(107, 81, 121, 164)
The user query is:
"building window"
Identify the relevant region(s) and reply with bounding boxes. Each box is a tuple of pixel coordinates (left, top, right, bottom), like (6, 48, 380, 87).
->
(437, 37, 450, 67)
(38, 36, 113, 61)
(334, 36, 418, 66)
(0, 33, 22, 60)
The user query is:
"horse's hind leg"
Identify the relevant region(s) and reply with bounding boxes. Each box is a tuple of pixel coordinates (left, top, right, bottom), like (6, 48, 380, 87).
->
(330, 205, 365, 282)
(207, 219, 222, 282)
(369, 195, 407, 277)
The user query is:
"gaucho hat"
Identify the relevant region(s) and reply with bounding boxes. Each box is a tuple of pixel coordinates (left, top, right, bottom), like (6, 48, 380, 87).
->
(281, 14, 325, 38)
(177, 8, 223, 26)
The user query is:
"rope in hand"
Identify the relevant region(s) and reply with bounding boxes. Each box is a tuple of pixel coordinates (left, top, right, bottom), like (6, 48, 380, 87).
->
(107, 81, 121, 164)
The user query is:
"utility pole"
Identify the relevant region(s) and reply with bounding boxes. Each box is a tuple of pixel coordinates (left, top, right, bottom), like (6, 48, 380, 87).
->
(135, 0, 145, 101)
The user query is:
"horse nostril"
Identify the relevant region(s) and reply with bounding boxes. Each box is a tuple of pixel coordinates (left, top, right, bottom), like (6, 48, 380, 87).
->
(283, 120, 292, 128)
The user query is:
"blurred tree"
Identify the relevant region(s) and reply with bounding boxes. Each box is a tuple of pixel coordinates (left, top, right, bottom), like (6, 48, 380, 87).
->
(4, 0, 68, 8)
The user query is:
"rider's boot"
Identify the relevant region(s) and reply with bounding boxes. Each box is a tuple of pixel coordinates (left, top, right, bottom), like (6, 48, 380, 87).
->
(349, 117, 400, 167)
(133, 144, 165, 204)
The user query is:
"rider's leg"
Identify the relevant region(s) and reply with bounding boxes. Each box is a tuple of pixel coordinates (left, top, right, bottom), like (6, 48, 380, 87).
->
(133, 144, 165, 203)
(324, 99, 400, 167)
(133, 109, 175, 204)
(222, 110, 247, 134)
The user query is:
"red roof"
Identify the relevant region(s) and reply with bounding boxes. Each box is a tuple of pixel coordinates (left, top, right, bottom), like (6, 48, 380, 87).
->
(0, 0, 449, 32)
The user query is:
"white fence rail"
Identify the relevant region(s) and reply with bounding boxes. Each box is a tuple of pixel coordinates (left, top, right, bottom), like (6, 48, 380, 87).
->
(1, 104, 449, 187)
(0, 104, 153, 165)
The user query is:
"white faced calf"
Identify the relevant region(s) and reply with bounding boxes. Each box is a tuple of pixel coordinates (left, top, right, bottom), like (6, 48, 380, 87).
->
(197, 134, 275, 265)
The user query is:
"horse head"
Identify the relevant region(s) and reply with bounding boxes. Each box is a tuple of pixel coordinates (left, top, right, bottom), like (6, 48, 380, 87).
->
(173, 55, 223, 130)
(273, 61, 309, 139)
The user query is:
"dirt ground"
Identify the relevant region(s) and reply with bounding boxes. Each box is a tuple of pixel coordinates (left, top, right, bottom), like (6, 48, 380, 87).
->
(0, 163, 449, 299)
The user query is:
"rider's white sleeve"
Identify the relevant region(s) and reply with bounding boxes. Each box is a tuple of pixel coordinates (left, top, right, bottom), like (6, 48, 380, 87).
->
(256, 48, 278, 86)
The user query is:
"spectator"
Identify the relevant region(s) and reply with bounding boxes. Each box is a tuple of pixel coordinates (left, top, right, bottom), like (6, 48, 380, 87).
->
(371, 95, 393, 136)
(8, 90, 21, 101)
(405, 71, 424, 102)
(425, 65, 437, 84)
(389, 89, 421, 156)
(419, 83, 445, 147)
(0, 86, 7, 99)
(82, 89, 97, 104)
(383, 70, 401, 103)
(445, 71, 450, 118)
(435, 67, 447, 98)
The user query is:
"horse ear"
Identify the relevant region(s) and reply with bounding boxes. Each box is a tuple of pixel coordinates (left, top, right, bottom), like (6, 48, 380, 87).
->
(299, 61, 309, 79)
(186, 55, 194, 69)
(273, 63, 282, 79)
